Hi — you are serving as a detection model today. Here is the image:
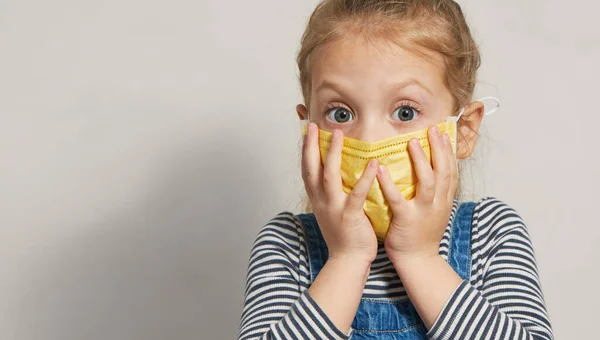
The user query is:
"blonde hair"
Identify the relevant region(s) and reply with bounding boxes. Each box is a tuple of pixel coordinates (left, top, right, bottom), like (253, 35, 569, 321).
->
(297, 0, 481, 212)
(297, 0, 480, 113)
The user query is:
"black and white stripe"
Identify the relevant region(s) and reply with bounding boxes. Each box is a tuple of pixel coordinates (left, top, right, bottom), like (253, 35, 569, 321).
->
(238, 197, 553, 339)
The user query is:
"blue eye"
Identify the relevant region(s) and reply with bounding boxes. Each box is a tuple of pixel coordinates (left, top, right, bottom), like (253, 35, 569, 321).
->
(392, 106, 419, 122)
(326, 107, 354, 123)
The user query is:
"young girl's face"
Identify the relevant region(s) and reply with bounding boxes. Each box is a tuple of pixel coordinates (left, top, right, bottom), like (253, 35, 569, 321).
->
(298, 34, 455, 143)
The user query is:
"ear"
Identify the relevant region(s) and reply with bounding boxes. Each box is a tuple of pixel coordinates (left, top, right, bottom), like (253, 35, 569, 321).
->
(296, 104, 308, 120)
(456, 100, 485, 159)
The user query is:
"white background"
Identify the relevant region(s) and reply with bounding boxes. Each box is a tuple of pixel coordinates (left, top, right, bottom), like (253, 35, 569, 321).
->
(1, 0, 597, 339)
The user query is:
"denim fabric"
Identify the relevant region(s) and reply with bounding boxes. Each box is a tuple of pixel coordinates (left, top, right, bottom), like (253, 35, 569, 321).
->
(297, 202, 475, 339)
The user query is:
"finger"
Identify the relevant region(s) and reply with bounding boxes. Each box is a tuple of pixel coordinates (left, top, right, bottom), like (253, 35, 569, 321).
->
(376, 164, 407, 211)
(346, 159, 379, 212)
(445, 133, 459, 202)
(301, 122, 323, 198)
(408, 137, 435, 203)
(322, 129, 344, 197)
(430, 127, 450, 202)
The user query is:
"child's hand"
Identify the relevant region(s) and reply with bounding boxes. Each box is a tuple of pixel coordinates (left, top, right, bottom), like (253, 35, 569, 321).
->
(377, 126, 457, 265)
(302, 122, 379, 264)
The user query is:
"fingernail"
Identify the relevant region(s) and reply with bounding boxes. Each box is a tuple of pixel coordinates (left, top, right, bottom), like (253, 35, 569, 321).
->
(332, 129, 340, 141)
(431, 126, 440, 135)
(378, 165, 386, 175)
(442, 133, 450, 145)
(308, 122, 315, 135)
(410, 138, 420, 148)
(369, 159, 379, 168)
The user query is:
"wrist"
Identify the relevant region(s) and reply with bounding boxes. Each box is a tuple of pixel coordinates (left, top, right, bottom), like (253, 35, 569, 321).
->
(327, 252, 374, 270)
(388, 252, 442, 272)
(384, 240, 440, 266)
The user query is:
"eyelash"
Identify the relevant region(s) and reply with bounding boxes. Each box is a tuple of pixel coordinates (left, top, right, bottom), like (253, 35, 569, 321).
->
(395, 101, 423, 115)
(322, 102, 351, 116)
(321, 101, 424, 119)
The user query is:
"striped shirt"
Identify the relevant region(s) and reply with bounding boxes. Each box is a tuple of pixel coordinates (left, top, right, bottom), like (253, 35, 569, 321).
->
(238, 197, 553, 339)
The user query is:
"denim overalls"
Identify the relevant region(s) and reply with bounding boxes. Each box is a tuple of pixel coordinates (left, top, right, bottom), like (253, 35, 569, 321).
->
(297, 202, 475, 339)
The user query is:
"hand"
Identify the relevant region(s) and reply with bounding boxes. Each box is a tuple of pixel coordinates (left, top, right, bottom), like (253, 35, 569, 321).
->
(302, 122, 379, 263)
(377, 125, 457, 264)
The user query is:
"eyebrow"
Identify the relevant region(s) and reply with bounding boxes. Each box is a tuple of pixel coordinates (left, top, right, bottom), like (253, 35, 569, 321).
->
(315, 78, 434, 96)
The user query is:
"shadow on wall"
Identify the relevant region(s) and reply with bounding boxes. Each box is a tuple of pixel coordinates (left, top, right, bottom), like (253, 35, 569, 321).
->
(14, 112, 266, 340)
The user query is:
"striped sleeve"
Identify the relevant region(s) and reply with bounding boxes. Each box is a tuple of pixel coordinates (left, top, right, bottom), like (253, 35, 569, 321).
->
(426, 198, 554, 340)
(238, 212, 351, 340)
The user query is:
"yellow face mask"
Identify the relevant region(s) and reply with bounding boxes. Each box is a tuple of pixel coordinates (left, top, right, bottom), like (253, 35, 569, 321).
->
(301, 118, 458, 242)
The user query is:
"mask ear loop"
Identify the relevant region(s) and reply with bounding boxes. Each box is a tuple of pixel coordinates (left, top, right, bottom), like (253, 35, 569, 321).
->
(453, 96, 501, 122)
(300, 113, 311, 134)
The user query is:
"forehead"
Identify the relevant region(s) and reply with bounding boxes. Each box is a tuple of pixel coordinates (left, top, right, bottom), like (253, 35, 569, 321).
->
(311, 34, 447, 93)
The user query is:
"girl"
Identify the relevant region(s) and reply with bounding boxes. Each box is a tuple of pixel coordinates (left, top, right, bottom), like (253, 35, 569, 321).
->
(239, 0, 553, 339)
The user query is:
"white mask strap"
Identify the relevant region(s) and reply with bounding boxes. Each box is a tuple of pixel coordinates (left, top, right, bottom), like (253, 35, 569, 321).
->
(300, 119, 310, 134)
(455, 96, 501, 121)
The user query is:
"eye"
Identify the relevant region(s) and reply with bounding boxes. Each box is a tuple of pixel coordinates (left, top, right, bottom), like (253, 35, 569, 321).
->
(392, 106, 419, 122)
(326, 107, 354, 123)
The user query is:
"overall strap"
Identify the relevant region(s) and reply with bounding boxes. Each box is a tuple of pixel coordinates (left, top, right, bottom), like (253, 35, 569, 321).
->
(297, 213, 328, 283)
(447, 202, 476, 281)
